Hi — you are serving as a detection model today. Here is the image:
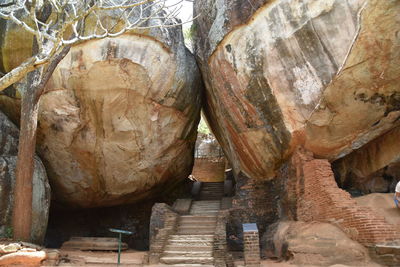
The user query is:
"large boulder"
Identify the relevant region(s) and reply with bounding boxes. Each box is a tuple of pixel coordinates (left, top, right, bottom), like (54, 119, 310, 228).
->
(0, 112, 50, 244)
(0, 4, 202, 207)
(194, 0, 400, 179)
(263, 221, 372, 266)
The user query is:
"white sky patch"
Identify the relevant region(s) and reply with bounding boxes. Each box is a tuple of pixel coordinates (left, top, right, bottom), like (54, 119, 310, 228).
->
(166, 0, 193, 30)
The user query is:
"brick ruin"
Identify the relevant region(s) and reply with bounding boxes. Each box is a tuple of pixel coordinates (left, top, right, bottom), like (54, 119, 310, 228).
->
(147, 148, 400, 266)
(281, 148, 400, 246)
(220, 147, 400, 265)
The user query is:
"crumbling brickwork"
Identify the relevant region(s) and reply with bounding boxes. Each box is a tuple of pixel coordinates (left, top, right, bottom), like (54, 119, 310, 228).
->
(213, 210, 229, 267)
(284, 148, 400, 246)
(243, 223, 261, 267)
(228, 172, 283, 250)
(148, 203, 179, 264)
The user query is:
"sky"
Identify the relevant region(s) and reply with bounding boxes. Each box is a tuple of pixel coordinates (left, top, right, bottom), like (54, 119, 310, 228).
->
(166, 0, 193, 29)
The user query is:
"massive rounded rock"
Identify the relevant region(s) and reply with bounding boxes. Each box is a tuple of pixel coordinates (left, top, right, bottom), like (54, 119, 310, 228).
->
(0, 112, 50, 244)
(0, 8, 202, 207)
(194, 0, 400, 179)
(263, 221, 372, 266)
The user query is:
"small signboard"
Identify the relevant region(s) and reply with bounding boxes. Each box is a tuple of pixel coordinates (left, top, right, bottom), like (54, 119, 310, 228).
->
(242, 223, 258, 232)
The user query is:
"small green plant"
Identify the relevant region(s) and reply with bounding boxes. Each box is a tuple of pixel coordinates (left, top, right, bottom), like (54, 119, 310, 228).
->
(198, 117, 211, 135)
(4, 226, 13, 239)
(183, 23, 197, 42)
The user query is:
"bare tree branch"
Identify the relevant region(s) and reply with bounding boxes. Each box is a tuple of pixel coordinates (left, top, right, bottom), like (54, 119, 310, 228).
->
(0, 0, 196, 91)
(35, 45, 71, 103)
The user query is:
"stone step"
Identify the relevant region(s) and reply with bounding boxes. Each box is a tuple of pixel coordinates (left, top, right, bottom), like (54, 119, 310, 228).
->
(177, 223, 217, 229)
(192, 201, 221, 203)
(167, 239, 214, 244)
(190, 212, 218, 216)
(162, 251, 213, 257)
(157, 265, 214, 267)
(190, 209, 220, 212)
(166, 242, 213, 248)
(167, 238, 214, 244)
(198, 197, 223, 200)
(190, 206, 220, 209)
(190, 209, 219, 212)
(190, 204, 220, 208)
(190, 205, 220, 208)
(191, 201, 221, 204)
(158, 265, 214, 267)
(177, 226, 216, 231)
(190, 214, 218, 216)
(190, 205, 220, 209)
(165, 245, 213, 251)
(191, 202, 220, 206)
(190, 209, 219, 211)
(200, 189, 224, 191)
(168, 234, 214, 240)
(176, 229, 215, 235)
(180, 215, 217, 219)
(179, 216, 217, 223)
(178, 222, 216, 227)
(160, 256, 214, 264)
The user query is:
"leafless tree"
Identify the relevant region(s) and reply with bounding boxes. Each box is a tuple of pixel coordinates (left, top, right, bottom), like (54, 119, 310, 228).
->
(0, 0, 188, 90)
(0, 0, 189, 242)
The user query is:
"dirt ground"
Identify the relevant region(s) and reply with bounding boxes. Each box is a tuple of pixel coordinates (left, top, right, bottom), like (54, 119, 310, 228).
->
(52, 249, 145, 266)
(42, 250, 383, 266)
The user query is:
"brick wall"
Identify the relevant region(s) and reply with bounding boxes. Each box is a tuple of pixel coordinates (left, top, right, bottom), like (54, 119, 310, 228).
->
(148, 203, 179, 264)
(285, 148, 400, 246)
(243, 224, 261, 267)
(191, 158, 225, 182)
(228, 172, 282, 251)
(213, 210, 230, 267)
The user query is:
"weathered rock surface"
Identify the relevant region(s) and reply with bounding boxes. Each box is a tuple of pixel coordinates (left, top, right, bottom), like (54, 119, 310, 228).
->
(0, 6, 202, 207)
(263, 221, 372, 266)
(333, 126, 400, 193)
(194, 0, 400, 179)
(0, 250, 46, 266)
(354, 193, 400, 233)
(0, 112, 50, 244)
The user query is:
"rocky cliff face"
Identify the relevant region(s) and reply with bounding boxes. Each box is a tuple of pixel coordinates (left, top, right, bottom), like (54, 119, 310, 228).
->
(0, 112, 50, 244)
(332, 125, 400, 193)
(0, 5, 203, 207)
(194, 0, 400, 180)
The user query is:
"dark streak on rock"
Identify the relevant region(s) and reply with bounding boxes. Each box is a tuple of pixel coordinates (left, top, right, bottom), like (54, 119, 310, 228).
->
(354, 92, 400, 116)
(244, 40, 291, 154)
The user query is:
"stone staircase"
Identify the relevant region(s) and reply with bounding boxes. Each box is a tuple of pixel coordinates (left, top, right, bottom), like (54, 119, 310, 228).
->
(198, 182, 225, 200)
(159, 186, 223, 265)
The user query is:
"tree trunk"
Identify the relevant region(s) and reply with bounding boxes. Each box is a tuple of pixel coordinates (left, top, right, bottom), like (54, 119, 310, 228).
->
(12, 45, 71, 242)
(12, 68, 42, 241)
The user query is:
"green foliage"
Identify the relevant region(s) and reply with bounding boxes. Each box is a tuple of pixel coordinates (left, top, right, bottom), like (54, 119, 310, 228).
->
(198, 117, 211, 134)
(183, 23, 197, 41)
(3, 226, 13, 238)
